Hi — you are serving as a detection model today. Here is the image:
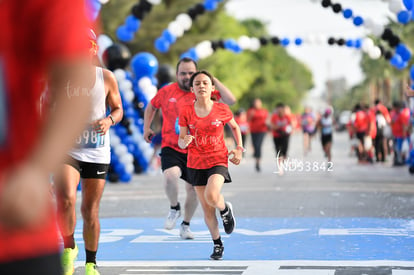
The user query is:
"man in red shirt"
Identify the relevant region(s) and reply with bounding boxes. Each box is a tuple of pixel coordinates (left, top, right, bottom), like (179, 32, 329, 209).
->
(0, 0, 91, 273)
(143, 58, 235, 239)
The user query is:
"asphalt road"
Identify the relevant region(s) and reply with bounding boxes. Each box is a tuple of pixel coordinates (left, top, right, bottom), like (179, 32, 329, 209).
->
(93, 130, 414, 220)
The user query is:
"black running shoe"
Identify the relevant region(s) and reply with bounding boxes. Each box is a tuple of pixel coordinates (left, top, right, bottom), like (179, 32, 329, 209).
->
(221, 202, 235, 234)
(210, 245, 224, 260)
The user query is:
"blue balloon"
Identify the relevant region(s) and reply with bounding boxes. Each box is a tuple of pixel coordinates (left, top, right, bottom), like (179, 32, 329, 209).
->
(354, 39, 362, 49)
(410, 65, 414, 80)
(162, 29, 176, 44)
(396, 61, 408, 70)
(281, 38, 290, 47)
(404, 0, 414, 10)
(353, 16, 364, 26)
(342, 8, 353, 19)
(180, 48, 199, 61)
(396, 43, 412, 61)
(345, 39, 354, 47)
(204, 0, 218, 11)
(120, 172, 132, 182)
(131, 52, 159, 79)
(397, 10, 411, 24)
(390, 54, 403, 68)
(125, 15, 141, 32)
(294, 38, 303, 46)
(116, 25, 134, 42)
(154, 37, 170, 53)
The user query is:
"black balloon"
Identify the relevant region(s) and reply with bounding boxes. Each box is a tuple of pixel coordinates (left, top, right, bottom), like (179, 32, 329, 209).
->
(156, 64, 175, 87)
(381, 28, 393, 41)
(332, 3, 342, 13)
(321, 0, 331, 8)
(328, 37, 336, 45)
(337, 38, 345, 46)
(384, 51, 393, 60)
(102, 43, 131, 71)
(259, 37, 268, 46)
(389, 35, 400, 48)
(271, 36, 280, 45)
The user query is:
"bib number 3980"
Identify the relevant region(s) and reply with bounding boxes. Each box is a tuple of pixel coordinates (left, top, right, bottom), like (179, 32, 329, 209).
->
(76, 126, 105, 148)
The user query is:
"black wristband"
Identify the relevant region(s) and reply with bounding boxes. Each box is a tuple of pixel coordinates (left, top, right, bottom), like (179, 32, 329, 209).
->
(108, 114, 115, 125)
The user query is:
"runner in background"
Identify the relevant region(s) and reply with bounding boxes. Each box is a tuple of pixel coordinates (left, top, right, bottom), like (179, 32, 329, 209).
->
(0, 0, 91, 273)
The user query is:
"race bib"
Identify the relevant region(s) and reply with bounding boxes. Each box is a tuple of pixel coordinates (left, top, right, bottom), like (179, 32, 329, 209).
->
(75, 125, 105, 148)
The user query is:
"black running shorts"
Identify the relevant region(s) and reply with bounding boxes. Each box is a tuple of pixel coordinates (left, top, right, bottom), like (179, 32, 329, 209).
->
(187, 165, 232, 186)
(66, 157, 109, 179)
(160, 147, 190, 182)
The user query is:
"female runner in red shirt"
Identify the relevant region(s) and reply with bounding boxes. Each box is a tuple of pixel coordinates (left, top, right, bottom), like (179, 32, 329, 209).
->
(178, 70, 244, 260)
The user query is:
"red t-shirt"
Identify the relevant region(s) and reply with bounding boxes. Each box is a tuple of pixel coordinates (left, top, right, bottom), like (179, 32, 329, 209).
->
(270, 113, 292, 138)
(151, 82, 222, 153)
(391, 108, 410, 138)
(151, 83, 196, 153)
(179, 102, 233, 169)
(247, 108, 268, 133)
(0, 0, 89, 262)
(353, 110, 369, 133)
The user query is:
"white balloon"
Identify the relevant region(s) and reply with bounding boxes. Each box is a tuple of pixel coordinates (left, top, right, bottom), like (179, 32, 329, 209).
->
(110, 134, 121, 146)
(114, 144, 128, 156)
(125, 163, 135, 174)
(362, 37, 374, 52)
(237, 35, 251, 50)
(147, 0, 162, 4)
(304, 34, 316, 44)
(120, 153, 134, 164)
(249, 37, 261, 51)
(168, 21, 185, 37)
(364, 18, 375, 30)
(195, 40, 213, 59)
(97, 34, 113, 60)
(113, 69, 126, 81)
(371, 24, 385, 37)
(123, 89, 135, 102)
(145, 85, 158, 100)
(119, 79, 132, 91)
(389, 0, 404, 13)
(314, 34, 325, 45)
(176, 13, 193, 31)
(369, 46, 382, 59)
(99, 0, 110, 4)
(138, 76, 153, 90)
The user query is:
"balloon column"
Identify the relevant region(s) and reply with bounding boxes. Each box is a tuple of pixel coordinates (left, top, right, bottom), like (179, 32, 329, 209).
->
(116, 0, 162, 42)
(101, 49, 160, 182)
(315, 0, 413, 70)
(154, 0, 224, 53)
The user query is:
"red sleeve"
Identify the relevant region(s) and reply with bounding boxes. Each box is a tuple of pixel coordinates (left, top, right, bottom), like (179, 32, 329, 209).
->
(39, 0, 90, 60)
(151, 87, 165, 109)
(222, 104, 233, 123)
(178, 105, 190, 127)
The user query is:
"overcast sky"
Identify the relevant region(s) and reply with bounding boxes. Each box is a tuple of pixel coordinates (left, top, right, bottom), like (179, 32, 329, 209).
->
(225, 0, 395, 97)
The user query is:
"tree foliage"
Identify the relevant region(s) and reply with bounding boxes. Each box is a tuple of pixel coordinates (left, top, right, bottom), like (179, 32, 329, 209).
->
(100, 0, 313, 112)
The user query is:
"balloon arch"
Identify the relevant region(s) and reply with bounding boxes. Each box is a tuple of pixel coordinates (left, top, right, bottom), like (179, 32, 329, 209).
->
(87, 0, 414, 182)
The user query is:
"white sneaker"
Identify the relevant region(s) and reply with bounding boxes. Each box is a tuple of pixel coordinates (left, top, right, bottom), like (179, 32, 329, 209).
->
(180, 224, 194, 239)
(164, 208, 181, 229)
